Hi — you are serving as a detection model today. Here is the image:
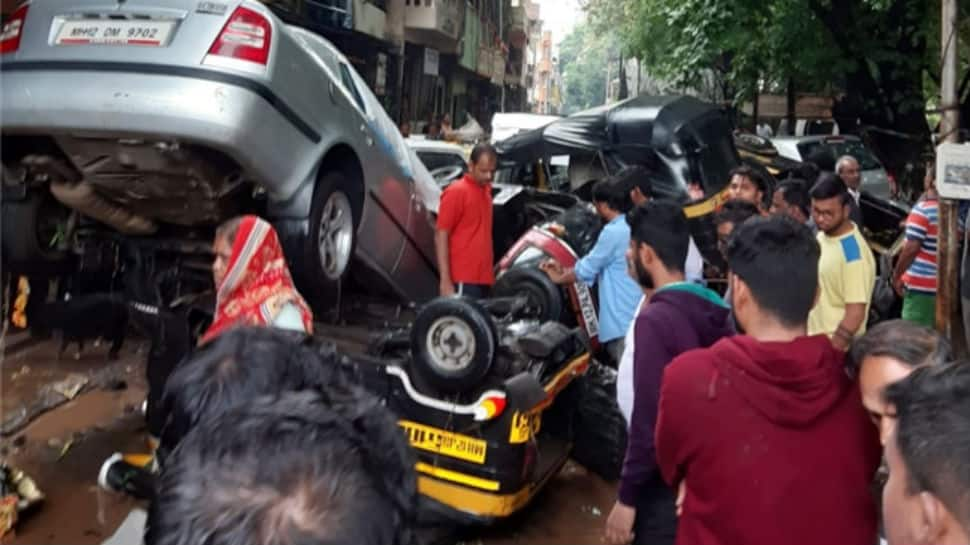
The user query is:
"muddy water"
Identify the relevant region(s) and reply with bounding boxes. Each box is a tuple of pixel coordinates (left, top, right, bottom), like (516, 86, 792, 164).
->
(0, 336, 621, 545)
(3, 383, 149, 544)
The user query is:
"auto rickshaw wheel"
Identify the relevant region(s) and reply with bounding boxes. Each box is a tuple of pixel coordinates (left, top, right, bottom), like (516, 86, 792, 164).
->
(410, 297, 497, 394)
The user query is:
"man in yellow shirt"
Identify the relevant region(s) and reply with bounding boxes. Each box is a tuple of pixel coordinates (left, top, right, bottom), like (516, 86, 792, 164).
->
(808, 173, 876, 350)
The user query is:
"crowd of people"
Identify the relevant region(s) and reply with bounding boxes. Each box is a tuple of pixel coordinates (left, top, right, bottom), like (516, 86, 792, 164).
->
(115, 141, 970, 545)
(433, 143, 967, 545)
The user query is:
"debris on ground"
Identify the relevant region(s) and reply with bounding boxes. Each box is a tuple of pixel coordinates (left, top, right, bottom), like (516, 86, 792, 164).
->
(58, 439, 74, 460)
(0, 464, 45, 537)
(11, 366, 31, 381)
(51, 374, 88, 400)
(581, 505, 602, 517)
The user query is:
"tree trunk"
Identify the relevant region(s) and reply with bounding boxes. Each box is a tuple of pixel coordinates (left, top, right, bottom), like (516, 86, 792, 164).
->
(786, 78, 796, 136)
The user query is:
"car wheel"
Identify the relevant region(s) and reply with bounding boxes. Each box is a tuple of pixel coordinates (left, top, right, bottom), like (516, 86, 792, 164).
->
(545, 360, 627, 481)
(2, 191, 71, 271)
(304, 171, 359, 306)
(493, 266, 564, 322)
(410, 297, 497, 394)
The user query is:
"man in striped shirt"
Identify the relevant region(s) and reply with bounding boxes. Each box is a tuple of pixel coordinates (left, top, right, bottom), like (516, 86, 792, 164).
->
(893, 165, 938, 328)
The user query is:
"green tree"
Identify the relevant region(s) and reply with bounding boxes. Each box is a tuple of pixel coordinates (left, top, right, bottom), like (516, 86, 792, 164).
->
(584, 0, 935, 186)
(558, 21, 618, 115)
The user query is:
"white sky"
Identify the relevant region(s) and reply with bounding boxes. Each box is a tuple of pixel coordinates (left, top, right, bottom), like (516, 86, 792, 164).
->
(536, 0, 584, 53)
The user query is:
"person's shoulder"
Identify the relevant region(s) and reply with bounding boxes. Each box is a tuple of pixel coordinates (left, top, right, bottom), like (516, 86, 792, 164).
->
(664, 342, 723, 388)
(836, 228, 867, 264)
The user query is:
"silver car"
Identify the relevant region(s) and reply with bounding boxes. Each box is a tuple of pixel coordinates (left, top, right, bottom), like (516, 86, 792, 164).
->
(1, 0, 441, 306)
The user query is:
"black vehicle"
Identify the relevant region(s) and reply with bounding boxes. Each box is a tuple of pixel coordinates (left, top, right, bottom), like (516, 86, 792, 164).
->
(495, 95, 740, 268)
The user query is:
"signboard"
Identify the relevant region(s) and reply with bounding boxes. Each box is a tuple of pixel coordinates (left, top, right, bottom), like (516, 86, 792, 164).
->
(423, 47, 439, 77)
(937, 142, 970, 200)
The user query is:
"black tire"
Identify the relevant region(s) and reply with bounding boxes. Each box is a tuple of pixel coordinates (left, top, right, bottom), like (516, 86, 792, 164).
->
(546, 360, 627, 481)
(410, 297, 497, 394)
(493, 266, 565, 322)
(303, 171, 360, 310)
(2, 191, 70, 268)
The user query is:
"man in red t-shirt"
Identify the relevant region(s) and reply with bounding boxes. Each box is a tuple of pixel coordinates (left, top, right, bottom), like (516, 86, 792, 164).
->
(435, 143, 497, 298)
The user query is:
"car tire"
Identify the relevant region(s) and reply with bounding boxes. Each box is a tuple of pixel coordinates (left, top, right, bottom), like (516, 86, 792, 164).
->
(545, 360, 627, 481)
(2, 191, 71, 271)
(410, 297, 497, 395)
(304, 171, 359, 308)
(493, 266, 564, 323)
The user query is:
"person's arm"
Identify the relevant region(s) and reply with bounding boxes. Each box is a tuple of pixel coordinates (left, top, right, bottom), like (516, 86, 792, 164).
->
(892, 240, 920, 293)
(833, 239, 876, 350)
(892, 204, 929, 294)
(435, 188, 462, 296)
(542, 223, 617, 286)
(617, 311, 672, 504)
(656, 352, 699, 490)
(833, 303, 867, 350)
(573, 223, 618, 285)
(607, 311, 672, 545)
(435, 230, 455, 296)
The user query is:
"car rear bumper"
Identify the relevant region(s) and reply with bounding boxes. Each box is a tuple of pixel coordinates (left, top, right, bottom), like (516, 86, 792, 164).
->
(0, 61, 319, 203)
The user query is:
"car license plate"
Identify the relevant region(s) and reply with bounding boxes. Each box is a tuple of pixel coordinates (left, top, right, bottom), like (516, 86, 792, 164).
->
(399, 420, 487, 464)
(573, 282, 600, 338)
(55, 19, 175, 47)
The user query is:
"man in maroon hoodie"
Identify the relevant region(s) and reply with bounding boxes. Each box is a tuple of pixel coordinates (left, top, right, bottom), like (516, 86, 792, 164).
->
(655, 216, 881, 545)
(605, 201, 734, 545)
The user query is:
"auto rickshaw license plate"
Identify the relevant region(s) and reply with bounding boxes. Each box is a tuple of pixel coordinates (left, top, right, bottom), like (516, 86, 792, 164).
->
(399, 420, 487, 464)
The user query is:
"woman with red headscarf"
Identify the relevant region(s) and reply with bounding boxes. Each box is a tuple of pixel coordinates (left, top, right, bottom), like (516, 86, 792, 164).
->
(202, 215, 313, 344)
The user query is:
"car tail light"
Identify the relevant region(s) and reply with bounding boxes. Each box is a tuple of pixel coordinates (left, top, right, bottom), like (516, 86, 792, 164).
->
(206, 6, 271, 67)
(1, 4, 29, 55)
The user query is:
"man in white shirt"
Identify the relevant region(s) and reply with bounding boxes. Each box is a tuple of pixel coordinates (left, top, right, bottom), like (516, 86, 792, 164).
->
(836, 155, 865, 227)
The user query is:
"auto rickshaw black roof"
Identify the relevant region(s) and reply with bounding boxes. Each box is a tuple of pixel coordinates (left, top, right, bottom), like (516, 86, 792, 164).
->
(494, 95, 739, 199)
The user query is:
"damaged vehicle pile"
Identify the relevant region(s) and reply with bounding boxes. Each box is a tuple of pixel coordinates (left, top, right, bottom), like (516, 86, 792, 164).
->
(0, 0, 910, 530)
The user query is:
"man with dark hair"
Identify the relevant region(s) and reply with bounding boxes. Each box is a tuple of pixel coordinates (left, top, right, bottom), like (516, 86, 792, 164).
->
(604, 201, 732, 545)
(727, 165, 768, 212)
(883, 362, 970, 545)
(147, 390, 417, 545)
(808, 173, 876, 348)
(542, 177, 641, 364)
(655, 216, 881, 545)
(624, 167, 704, 285)
(770, 179, 813, 230)
(714, 199, 761, 261)
(156, 327, 348, 458)
(849, 319, 950, 444)
(436, 142, 498, 298)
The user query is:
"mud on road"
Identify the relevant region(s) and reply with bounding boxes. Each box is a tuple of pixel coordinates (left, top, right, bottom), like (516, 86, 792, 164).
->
(0, 334, 618, 545)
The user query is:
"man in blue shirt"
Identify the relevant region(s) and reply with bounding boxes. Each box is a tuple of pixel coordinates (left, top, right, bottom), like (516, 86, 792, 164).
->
(541, 178, 643, 364)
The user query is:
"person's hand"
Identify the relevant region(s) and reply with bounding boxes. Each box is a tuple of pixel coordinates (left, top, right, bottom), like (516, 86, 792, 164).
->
(892, 276, 904, 297)
(539, 259, 565, 283)
(832, 332, 851, 352)
(676, 481, 686, 516)
(439, 279, 455, 297)
(687, 182, 705, 202)
(604, 501, 636, 545)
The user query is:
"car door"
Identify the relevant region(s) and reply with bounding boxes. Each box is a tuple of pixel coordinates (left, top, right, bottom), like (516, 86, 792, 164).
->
(295, 30, 410, 279)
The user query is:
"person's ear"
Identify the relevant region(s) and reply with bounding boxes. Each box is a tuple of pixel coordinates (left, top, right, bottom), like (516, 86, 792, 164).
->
(916, 491, 949, 544)
(638, 243, 655, 268)
(732, 274, 749, 308)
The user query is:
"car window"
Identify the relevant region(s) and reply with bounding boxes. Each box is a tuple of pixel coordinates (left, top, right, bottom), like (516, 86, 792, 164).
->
(798, 140, 881, 170)
(417, 152, 467, 172)
(339, 63, 367, 113)
(548, 155, 570, 189)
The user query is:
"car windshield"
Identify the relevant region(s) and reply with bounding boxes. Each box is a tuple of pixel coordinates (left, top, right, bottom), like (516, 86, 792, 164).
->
(798, 139, 881, 170)
(417, 151, 467, 172)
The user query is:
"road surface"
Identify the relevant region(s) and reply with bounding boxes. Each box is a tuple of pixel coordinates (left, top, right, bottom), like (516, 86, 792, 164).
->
(0, 332, 618, 545)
